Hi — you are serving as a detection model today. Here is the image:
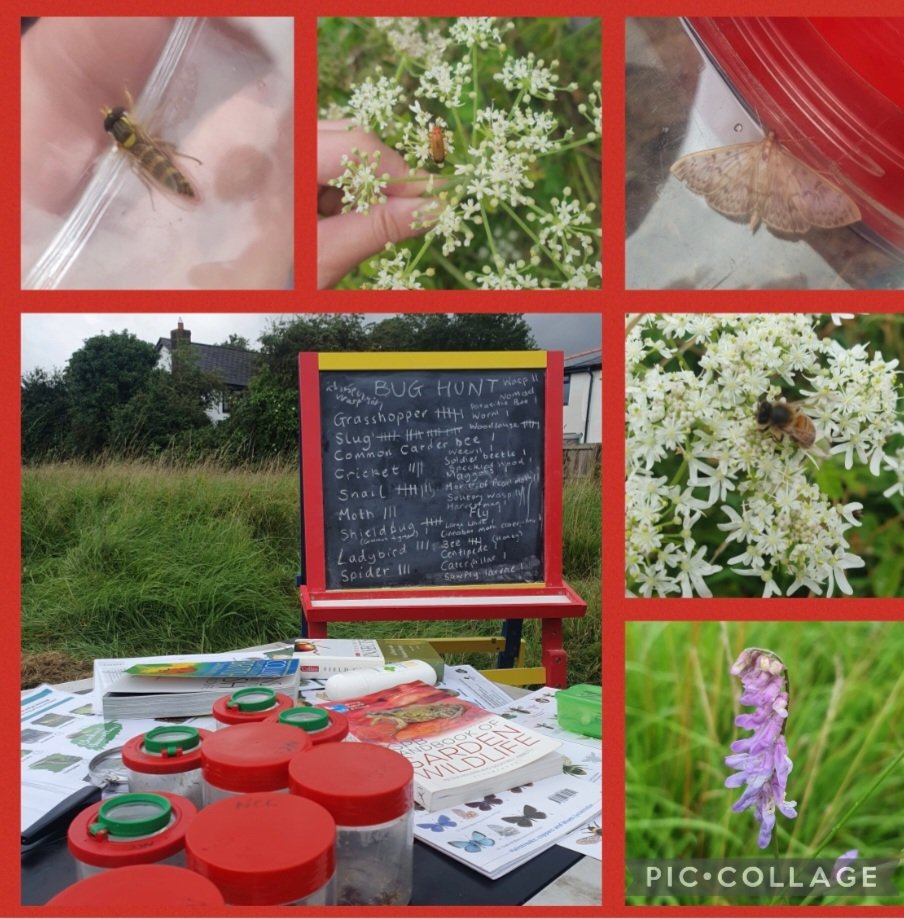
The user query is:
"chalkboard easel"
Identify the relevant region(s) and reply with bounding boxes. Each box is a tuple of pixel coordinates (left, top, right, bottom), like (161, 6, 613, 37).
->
(297, 351, 587, 688)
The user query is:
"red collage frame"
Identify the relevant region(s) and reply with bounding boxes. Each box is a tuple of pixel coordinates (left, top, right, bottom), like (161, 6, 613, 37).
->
(5, 3, 903, 918)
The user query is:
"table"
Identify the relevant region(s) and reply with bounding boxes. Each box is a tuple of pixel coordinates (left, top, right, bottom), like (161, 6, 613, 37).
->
(21, 668, 600, 907)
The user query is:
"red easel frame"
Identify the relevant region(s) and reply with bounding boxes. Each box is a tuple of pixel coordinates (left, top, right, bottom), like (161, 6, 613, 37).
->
(297, 351, 587, 688)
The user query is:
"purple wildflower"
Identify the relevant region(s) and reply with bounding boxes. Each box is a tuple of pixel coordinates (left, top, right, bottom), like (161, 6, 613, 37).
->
(725, 647, 798, 849)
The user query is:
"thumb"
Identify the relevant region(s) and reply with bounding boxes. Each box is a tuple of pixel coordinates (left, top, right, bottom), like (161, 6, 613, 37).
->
(317, 196, 430, 289)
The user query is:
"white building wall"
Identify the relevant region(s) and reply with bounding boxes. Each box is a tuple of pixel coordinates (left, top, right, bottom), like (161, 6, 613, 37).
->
(562, 368, 601, 444)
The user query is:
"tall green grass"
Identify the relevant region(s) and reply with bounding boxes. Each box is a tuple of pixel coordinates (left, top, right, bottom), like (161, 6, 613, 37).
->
(626, 621, 904, 905)
(22, 460, 600, 685)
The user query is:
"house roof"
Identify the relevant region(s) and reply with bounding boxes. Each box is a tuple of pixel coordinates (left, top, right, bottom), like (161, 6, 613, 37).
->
(155, 338, 258, 388)
(564, 347, 601, 371)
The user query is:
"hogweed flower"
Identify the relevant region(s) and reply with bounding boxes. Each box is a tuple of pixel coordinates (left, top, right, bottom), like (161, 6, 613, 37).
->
(725, 648, 798, 849)
(625, 314, 902, 597)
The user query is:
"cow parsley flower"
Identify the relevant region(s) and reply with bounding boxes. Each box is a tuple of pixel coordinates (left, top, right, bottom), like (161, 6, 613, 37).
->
(328, 149, 390, 215)
(321, 17, 600, 289)
(725, 648, 797, 849)
(625, 314, 903, 597)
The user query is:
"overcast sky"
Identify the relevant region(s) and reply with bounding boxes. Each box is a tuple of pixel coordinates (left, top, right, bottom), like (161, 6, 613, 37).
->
(20, 313, 602, 376)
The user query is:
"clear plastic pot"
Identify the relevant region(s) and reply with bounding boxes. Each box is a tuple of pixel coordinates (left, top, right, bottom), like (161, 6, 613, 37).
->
(200, 721, 311, 805)
(67, 792, 196, 879)
(122, 725, 211, 809)
(211, 686, 295, 728)
(266, 705, 350, 744)
(288, 743, 414, 905)
(185, 792, 336, 905)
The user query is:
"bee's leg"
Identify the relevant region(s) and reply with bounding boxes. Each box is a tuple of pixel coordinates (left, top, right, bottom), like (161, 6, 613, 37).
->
(125, 86, 135, 110)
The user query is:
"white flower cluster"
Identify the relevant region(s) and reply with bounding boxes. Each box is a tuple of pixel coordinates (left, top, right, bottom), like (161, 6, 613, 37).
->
(327, 149, 390, 215)
(626, 314, 902, 598)
(331, 17, 600, 289)
(368, 247, 432, 289)
(494, 53, 572, 99)
(347, 76, 403, 132)
(374, 18, 448, 61)
(448, 17, 510, 49)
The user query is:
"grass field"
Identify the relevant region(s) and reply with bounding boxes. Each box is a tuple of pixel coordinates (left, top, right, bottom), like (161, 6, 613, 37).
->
(21, 460, 600, 687)
(626, 621, 904, 905)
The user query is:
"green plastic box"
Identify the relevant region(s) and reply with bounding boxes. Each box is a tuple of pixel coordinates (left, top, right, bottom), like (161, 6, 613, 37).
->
(556, 684, 601, 738)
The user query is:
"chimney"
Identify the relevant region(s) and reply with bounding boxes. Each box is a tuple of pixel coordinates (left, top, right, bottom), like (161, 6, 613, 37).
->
(170, 319, 191, 348)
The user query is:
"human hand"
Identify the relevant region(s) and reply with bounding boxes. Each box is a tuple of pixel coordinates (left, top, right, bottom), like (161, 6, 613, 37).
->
(318, 120, 433, 289)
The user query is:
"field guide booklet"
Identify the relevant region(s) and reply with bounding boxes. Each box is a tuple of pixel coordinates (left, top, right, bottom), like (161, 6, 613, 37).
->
(93, 652, 301, 718)
(319, 680, 565, 811)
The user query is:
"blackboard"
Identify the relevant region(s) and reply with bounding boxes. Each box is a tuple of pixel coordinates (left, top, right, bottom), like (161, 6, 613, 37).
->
(317, 367, 545, 590)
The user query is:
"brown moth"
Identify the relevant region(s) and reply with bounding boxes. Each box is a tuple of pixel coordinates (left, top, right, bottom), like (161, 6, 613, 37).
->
(670, 131, 860, 234)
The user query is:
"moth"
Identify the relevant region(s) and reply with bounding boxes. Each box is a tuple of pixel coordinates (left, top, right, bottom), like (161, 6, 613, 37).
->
(670, 131, 860, 234)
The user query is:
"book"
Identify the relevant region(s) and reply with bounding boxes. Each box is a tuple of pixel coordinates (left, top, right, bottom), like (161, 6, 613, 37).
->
(321, 680, 563, 811)
(125, 658, 298, 679)
(95, 654, 301, 719)
(288, 638, 445, 681)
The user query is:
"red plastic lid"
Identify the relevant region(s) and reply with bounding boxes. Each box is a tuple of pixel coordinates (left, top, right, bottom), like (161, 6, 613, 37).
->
(47, 864, 225, 909)
(288, 743, 413, 826)
(185, 792, 336, 904)
(122, 727, 211, 774)
(686, 17, 904, 253)
(67, 792, 197, 868)
(200, 722, 312, 793)
(266, 707, 350, 745)
(212, 690, 294, 726)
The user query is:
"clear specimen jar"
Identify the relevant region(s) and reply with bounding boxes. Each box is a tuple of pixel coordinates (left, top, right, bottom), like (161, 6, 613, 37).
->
(266, 705, 350, 744)
(288, 742, 414, 905)
(200, 721, 311, 805)
(211, 686, 295, 728)
(122, 724, 211, 809)
(67, 792, 197, 880)
(47, 864, 225, 909)
(185, 792, 337, 905)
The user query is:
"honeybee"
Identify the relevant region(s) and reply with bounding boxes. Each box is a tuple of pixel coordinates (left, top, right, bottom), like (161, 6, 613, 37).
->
(429, 124, 446, 167)
(756, 399, 816, 449)
(101, 93, 199, 199)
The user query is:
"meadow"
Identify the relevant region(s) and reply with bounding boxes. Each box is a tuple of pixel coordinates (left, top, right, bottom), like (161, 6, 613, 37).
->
(626, 620, 904, 905)
(21, 460, 600, 687)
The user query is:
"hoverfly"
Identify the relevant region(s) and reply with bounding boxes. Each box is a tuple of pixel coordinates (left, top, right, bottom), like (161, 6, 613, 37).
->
(429, 123, 446, 167)
(101, 91, 200, 200)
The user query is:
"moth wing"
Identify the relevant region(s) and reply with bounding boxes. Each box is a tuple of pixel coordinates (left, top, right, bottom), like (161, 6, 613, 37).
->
(773, 146, 861, 229)
(757, 147, 813, 234)
(670, 143, 760, 218)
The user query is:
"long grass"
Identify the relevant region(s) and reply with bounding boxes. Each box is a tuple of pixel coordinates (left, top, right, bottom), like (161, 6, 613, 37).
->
(626, 621, 904, 905)
(21, 460, 600, 685)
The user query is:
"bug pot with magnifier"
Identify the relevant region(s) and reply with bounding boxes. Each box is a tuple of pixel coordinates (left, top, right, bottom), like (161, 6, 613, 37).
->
(122, 725, 211, 809)
(67, 791, 197, 879)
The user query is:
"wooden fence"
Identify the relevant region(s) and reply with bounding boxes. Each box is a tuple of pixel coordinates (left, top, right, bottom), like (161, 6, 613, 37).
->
(563, 443, 601, 479)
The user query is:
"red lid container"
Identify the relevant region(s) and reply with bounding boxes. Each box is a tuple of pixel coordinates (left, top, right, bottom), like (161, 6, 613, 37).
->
(47, 864, 225, 909)
(211, 688, 295, 726)
(288, 743, 413, 825)
(122, 725, 212, 774)
(67, 792, 196, 869)
(267, 706, 350, 745)
(186, 792, 336, 905)
(201, 721, 312, 793)
(686, 17, 904, 253)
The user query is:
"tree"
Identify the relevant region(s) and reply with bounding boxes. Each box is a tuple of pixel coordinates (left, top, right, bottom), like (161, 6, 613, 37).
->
(368, 313, 537, 351)
(219, 315, 370, 458)
(109, 344, 217, 454)
(215, 334, 252, 350)
(21, 368, 69, 461)
(64, 331, 159, 456)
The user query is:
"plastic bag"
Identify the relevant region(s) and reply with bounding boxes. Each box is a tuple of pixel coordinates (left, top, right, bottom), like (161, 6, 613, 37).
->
(22, 17, 293, 289)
